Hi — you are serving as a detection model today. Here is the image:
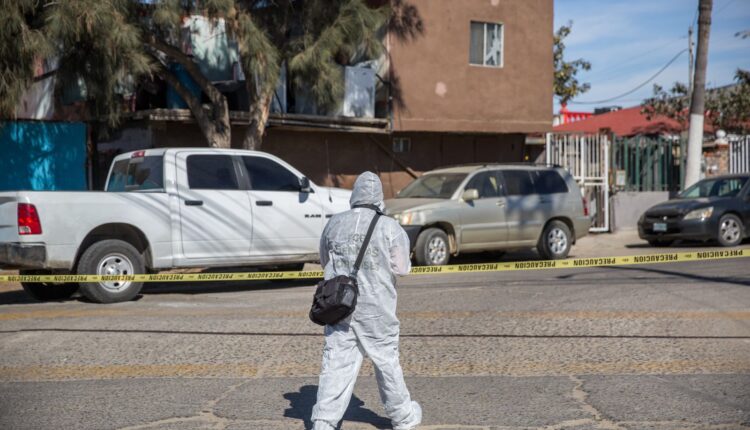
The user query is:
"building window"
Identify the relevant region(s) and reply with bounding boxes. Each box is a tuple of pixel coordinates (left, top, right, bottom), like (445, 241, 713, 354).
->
(392, 137, 412, 153)
(470, 21, 503, 67)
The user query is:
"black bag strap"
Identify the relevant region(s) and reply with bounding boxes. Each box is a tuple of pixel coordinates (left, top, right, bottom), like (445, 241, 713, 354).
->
(351, 210, 381, 277)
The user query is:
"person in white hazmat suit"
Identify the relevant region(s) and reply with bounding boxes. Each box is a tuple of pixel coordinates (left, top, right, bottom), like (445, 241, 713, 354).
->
(311, 172, 422, 430)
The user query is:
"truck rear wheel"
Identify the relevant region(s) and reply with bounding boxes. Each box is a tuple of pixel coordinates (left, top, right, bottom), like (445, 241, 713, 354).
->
(20, 270, 79, 301)
(76, 240, 145, 303)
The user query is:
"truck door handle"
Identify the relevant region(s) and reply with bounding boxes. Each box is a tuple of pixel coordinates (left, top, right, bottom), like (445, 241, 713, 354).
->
(185, 200, 203, 206)
(256, 200, 273, 206)
(496, 200, 506, 207)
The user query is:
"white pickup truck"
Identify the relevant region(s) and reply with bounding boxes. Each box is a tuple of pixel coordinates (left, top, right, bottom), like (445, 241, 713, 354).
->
(0, 148, 351, 303)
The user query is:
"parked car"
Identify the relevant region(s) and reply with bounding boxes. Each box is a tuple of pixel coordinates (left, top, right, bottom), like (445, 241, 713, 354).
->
(0, 148, 351, 303)
(638, 174, 750, 247)
(384, 164, 591, 265)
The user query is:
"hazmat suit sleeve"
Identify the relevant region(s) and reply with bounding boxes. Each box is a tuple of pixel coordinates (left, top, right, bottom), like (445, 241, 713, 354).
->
(319, 220, 332, 269)
(389, 223, 412, 277)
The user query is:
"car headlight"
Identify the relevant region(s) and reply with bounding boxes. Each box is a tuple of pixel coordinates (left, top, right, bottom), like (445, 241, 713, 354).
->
(393, 212, 424, 225)
(684, 206, 713, 220)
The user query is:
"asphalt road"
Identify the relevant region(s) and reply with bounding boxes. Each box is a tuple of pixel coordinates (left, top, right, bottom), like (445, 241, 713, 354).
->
(0, 246, 749, 429)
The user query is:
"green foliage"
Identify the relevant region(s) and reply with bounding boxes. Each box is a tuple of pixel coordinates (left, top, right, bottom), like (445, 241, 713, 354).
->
(641, 69, 750, 134)
(235, 11, 280, 103)
(234, 0, 388, 111)
(0, 0, 50, 118)
(1, 0, 391, 128)
(554, 22, 591, 106)
(0, 0, 151, 125)
(641, 82, 691, 129)
(47, 0, 152, 125)
(288, 0, 386, 109)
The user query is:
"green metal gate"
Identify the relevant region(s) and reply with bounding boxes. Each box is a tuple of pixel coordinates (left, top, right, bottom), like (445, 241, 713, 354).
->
(611, 135, 685, 192)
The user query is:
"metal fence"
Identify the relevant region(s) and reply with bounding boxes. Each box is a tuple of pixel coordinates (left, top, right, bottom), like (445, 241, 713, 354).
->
(729, 136, 750, 173)
(546, 133, 610, 232)
(611, 135, 684, 192)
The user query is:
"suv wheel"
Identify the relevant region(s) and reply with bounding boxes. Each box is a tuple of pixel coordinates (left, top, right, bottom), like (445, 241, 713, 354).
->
(77, 239, 145, 303)
(537, 220, 572, 260)
(415, 228, 450, 266)
(717, 214, 743, 247)
(20, 270, 79, 301)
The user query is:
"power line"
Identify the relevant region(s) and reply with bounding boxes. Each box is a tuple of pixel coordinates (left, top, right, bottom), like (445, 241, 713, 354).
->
(584, 36, 686, 80)
(568, 49, 688, 105)
(716, 0, 738, 15)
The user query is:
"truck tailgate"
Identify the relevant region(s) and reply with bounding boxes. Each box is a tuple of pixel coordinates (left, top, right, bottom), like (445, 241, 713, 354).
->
(0, 192, 19, 243)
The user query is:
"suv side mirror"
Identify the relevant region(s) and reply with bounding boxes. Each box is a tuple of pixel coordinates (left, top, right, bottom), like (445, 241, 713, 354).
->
(462, 189, 479, 202)
(299, 177, 312, 193)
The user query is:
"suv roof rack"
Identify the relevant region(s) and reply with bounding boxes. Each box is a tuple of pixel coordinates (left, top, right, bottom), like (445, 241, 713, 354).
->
(436, 162, 562, 170)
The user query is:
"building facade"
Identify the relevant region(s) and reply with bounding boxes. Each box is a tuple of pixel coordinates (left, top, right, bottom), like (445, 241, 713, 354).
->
(93, 0, 554, 195)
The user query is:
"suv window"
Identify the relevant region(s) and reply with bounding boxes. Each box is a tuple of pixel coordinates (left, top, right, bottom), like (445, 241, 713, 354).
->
(107, 156, 164, 192)
(242, 156, 300, 191)
(398, 173, 467, 199)
(465, 171, 503, 198)
(502, 170, 535, 196)
(533, 170, 569, 194)
(187, 155, 239, 190)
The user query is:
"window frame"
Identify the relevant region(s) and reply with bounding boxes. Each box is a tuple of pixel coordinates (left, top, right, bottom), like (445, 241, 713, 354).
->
(185, 154, 242, 191)
(469, 21, 504, 68)
(106, 156, 166, 193)
(500, 169, 536, 196)
(240, 155, 304, 193)
(532, 170, 570, 195)
(464, 170, 506, 199)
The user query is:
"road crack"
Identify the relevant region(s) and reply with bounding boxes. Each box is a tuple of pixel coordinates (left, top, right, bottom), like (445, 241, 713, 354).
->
(540, 375, 626, 430)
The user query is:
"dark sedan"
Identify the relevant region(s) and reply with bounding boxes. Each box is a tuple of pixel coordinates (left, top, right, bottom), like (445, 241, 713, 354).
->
(638, 174, 750, 247)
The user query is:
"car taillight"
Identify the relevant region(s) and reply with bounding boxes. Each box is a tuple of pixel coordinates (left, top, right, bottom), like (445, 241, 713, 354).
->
(18, 203, 42, 235)
(582, 197, 589, 217)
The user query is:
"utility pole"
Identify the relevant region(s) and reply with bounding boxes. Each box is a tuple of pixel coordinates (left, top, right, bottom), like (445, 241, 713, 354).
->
(684, 0, 712, 188)
(688, 25, 694, 95)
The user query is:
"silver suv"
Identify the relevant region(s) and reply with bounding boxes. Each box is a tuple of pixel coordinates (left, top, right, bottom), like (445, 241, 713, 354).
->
(385, 164, 591, 265)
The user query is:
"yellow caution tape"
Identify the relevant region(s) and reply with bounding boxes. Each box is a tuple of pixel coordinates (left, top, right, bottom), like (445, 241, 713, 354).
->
(1, 248, 748, 283)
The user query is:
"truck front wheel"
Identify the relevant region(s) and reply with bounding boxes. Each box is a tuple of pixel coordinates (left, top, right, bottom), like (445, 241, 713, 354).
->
(20, 270, 79, 301)
(76, 240, 145, 303)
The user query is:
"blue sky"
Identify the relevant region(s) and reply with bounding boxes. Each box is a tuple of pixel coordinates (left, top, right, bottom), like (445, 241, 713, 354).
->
(554, 0, 750, 112)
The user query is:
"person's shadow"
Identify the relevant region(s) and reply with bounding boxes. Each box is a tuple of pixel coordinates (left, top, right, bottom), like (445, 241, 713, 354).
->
(284, 385, 392, 429)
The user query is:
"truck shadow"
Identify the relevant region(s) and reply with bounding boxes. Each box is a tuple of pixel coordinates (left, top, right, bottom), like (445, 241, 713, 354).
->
(140, 278, 315, 296)
(625, 238, 750, 249)
(0, 278, 315, 306)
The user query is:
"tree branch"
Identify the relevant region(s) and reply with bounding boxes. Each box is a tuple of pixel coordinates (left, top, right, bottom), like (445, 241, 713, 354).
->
(145, 37, 225, 105)
(151, 59, 212, 130)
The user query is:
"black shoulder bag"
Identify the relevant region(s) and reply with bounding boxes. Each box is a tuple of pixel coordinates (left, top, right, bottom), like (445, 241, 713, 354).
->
(309, 205, 382, 326)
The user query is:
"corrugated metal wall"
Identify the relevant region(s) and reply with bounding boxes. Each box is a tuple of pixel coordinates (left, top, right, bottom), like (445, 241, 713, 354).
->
(0, 121, 87, 191)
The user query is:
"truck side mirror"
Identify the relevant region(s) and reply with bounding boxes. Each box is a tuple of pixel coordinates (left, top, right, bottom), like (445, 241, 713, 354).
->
(462, 189, 479, 202)
(299, 177, 312, 193)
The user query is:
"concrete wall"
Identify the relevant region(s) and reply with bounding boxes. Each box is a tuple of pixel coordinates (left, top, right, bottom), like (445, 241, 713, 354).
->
(611, 191, 671, 231)
(389, 0, 553, 134)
